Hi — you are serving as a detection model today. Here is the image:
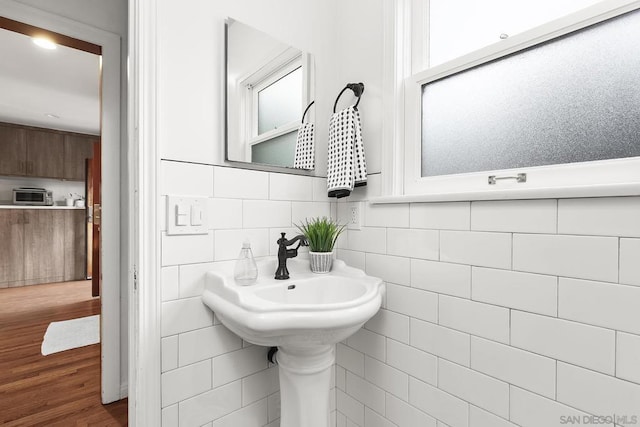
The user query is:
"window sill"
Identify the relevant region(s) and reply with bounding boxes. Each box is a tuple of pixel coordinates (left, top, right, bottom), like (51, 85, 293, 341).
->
(371, 182, 640, 204)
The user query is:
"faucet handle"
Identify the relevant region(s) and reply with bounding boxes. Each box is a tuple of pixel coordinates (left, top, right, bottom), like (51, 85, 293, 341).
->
(277, 232, 287, 245)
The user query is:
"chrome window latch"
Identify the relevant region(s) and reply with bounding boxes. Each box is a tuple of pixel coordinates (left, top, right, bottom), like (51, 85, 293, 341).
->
(488, 173, 527, 185)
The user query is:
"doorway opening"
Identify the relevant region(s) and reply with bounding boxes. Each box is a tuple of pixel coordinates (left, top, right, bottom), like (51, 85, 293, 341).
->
(0, 10, 126, 424)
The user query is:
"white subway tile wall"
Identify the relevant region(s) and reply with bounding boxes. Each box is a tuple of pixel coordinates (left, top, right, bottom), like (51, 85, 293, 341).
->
(214, 228, 270, 261)
(387, 228, 439, 260)
(471, 267, 557, 316)
(438, 296, 510, 344)
(212, 399, 269, 427)
(558, 278, 640, 335)
(386, 284, 438, 323)
(556, 362, 640, 419)
(159, 162, 332, 426)
(334, 194, 640, 427)
(409, 202, 470, 231)
(616, 332, 640, 384)
(408, 377, 469, 427)
(269, 173, 313, 201)
(470, 337, 556, 398)
(161, 266, 180, 302)
(386, 339, 437, 386)
(411, 259, 471, 298)
(471, 199, 558, 234)
(241, 367, 279, 405)
(160, 162, 640, 427)
(386, 394, 437, 427)
(557, 197, 640, 237)
(347, 227, 387, 254)
(212, 167, 269, 200)
(161, 360, 212, 407)
(364, 356, 409, 401)
(510, 310, 615, 375)
(438, 358, 510, 419)
(512, 234, 618, 282)
(365, 253, 411, 286)
(365, 203, 410, 228)
(619, 238, 640, 286)
(292, 201, 332, 225)
(410, 318, 471, 367)
(470, 405, 517, 427)
(440, 231, 512, 269)
(509, 386, 595, 427)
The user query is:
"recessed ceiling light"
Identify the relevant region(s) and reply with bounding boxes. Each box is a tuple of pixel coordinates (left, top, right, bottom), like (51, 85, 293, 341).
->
(33, 37, 57, 50)
(45, 113, 60, 119)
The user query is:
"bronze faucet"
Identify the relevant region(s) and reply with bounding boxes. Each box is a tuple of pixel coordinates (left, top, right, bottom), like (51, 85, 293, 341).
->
(275, 232, 308, 280)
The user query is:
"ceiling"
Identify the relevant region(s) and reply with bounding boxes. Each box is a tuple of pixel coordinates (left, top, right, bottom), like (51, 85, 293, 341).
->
(0, 27, 100, 135)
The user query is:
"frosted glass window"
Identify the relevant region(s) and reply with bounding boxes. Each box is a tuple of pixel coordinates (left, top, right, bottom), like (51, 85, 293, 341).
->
(421, 9, 640, 178)
(429, 0, 604, 66)
(257, 67, 302, 135)
(251, 130, 297, 167)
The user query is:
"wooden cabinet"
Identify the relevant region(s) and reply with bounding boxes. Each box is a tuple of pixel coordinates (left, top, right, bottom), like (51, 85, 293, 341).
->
(0, 124, 27, 176)
(25, 129, 65, 179)
(64, 134, 96, 181)
(0, 209, 86, 288)
(0, 122, 95, 181)
(0, 210, 25, 287)
(64, 209, 87, 281)
(24, 210, 65, 284)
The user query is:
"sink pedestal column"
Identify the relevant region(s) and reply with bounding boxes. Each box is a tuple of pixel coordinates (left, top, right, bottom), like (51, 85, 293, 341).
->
(276, 344, 335, 427)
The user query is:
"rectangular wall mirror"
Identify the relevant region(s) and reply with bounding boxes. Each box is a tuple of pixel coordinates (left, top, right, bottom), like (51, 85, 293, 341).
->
(225, 18, 315, 170)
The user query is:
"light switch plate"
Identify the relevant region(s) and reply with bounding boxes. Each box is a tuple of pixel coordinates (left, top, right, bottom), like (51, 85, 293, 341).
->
(167, 196, 209, 235)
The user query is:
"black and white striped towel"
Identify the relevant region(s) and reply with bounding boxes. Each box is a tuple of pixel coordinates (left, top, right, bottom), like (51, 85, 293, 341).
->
(293, 123, 315, 169)
(327, 106, 367, 198)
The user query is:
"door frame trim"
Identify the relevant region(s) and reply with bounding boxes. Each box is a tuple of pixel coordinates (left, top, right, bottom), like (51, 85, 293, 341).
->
(0, 0, 124, 404)
(128, 0, 162, 424)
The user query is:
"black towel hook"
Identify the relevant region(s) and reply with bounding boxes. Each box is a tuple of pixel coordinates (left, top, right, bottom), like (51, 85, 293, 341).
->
(301, 101, 314, 124)
(333, 82, 365, 113)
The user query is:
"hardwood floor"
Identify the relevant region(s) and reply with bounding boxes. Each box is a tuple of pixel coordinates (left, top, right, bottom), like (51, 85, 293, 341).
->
(0, 281, 128, 426)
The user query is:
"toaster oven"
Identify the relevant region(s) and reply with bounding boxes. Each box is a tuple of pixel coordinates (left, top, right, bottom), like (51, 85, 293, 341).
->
(13, 188, 53, 206)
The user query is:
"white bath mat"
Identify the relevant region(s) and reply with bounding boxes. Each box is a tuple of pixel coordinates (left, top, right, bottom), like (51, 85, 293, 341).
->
(41, 315, 100, 356)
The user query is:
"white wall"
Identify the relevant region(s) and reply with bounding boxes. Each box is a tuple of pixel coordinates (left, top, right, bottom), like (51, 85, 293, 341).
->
(156, 1, 640, 427)
(331, 0, 384, 175)
(156, 0, 340, 425)
(157, 0, 341, 176)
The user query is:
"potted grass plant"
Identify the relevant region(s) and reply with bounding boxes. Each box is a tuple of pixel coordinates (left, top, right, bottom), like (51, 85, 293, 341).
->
(296, 217, 346, 273)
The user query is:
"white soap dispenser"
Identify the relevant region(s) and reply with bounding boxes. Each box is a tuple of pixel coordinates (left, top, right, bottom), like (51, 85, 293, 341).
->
(234, 239, 258, 285)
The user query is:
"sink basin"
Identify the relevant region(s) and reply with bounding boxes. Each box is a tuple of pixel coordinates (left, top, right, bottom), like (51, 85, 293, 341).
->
(202, 258, 384, 348)
(202, 257, 384, 427)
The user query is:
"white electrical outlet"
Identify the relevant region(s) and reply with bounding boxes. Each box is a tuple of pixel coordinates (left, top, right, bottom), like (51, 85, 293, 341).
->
(347, 202, 363, 230)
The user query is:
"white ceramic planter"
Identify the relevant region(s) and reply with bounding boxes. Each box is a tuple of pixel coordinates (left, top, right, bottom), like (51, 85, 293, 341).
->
(309, 251, 333, 273)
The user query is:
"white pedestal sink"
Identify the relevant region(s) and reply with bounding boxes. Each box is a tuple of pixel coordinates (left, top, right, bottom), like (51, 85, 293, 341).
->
(202, 258, 384, 427)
